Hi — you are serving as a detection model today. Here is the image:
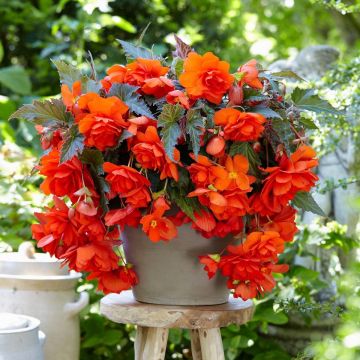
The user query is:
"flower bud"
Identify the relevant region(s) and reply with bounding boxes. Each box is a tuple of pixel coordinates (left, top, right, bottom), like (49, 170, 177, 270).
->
(228, 84, 244, 105)
(206, 136, 226, 157)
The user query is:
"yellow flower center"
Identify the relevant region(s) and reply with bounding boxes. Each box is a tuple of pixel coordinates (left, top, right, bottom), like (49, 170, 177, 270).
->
(150, 220, 158, 228)
(229, 171, 237, 179)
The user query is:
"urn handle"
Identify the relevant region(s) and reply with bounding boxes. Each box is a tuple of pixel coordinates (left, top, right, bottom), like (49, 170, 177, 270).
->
(38, 330, 46, 347)
(64, 292, 89, 318)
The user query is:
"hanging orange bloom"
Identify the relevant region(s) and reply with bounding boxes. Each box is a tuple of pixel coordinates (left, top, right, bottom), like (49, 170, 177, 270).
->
(64, 243, 120, 273)
(132, 126, 180, 181)
(76, 93, 129, 151)
(38, 148, 96, 201)
(104, 205, 141, 229)
(179, 52, 234, 104)
(237, 59, 263, 89)
(217, 154, 253, 191)
(255, 205, 298, 242)
(140, 197, 178, 242)
(88, 266, 138, 294)
(216, 231, 288, 300)
(187, 154, 228, 189)
(261, 145, 319, 212)
(214, 108, 265, 142)
(103, 162, 151, 208)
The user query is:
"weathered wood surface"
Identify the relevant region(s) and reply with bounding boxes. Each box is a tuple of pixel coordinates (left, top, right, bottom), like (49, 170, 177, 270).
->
(198, 328, 225, 360)
(135, 326, 168, 360)
(100, 291, 254, 329)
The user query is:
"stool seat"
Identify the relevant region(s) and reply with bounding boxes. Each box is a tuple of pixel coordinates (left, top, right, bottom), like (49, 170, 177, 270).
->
(100, 291, 254, 360)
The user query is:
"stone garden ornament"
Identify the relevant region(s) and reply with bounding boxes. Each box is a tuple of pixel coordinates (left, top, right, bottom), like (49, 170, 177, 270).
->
(10, 36, 340, 306)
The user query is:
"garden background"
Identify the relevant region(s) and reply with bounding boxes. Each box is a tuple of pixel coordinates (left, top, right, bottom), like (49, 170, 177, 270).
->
(0, 0, 360, 359)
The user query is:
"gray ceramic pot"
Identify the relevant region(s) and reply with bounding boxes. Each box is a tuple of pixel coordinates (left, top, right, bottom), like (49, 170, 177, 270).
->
(122, 223, 232, 305)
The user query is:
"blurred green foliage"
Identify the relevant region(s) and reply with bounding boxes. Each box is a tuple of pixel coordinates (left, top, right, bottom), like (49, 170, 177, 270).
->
(1, 0, 360, 359)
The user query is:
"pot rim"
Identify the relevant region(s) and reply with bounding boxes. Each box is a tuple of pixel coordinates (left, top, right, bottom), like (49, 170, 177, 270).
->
(0, 313, 40, 335)
(0, 270, 81, 282)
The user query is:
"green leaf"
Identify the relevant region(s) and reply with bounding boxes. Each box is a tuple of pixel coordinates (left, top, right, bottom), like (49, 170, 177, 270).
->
(60, 125, 84, 163)
(229, 142, 261, 175)
(102, 329, 123, 346)
(292, 191, 325, 216)
(290, 265, 319, 281)
(9, 98, 72, 126)
(98, 14, 136, 33)
(252, 105, 283, 119)
(0, 65, 31, 95)
(185, 109, 203, 157)
(299, 117, 318, 129)
(167, 185, 201, 220)
(253, 351, 291, 360)
(108, 83, 154, 119)
(253, 305, 288, 325)
(80, 149, 104, 175)
(117, 39, 161, 60)
(268, 118, 294, 154)
(52, 59, 82, 88)
(270, 70, 305, 82)
(158, 104, 184, 161)
(291, 87, 343, 114)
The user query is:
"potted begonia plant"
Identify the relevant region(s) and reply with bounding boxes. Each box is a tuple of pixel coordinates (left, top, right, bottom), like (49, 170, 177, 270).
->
(10, 36, 335, 305)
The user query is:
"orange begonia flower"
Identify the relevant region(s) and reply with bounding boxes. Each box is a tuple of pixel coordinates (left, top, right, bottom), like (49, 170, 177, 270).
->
(214, 108, 265, 142)
(217, 154, 253, 191)
(87, 266, 138, 294)
(61, 80, 82, 109)
(140, 197, 178, 242)
(103, 162, 151, 208)
(253, 205, 298, 242)
(166, 90, 190, 109)
(64, 243, 120, 273)
(179, 52, 234, 104)
(187, 154, 228, 189)
(238, 59, 263, 89)
(215, 231, 288, 300)
(260, 145, 319, 213)
(38, 148, 96, 201)
(132, 126, 180, 181)
(76, 93, 129, 151)
(141, 76, 174, 98)
(104, 205, 141, 229)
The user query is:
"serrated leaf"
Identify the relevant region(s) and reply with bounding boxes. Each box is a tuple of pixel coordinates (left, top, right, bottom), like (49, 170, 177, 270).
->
(252, 105, 283, 119)
(80, 149, 104, 174)
(270, 70, 305, 82)
(292, 191, 325, 216)
(60, 125, 84, 163)
(291, 87, 343, 115)
(172, 34, 193, 59)
(172, 57, 184, 78)
(269, 118, 294, 154)
(117, 39, 161, 60)
(158, 104, 184, 161)
(186, 109, 203, 157)
(9, 98, 72, 126)
(108, 83, 154, 119)
(52, 59, 83, 88)
(229, 142, 261, 175)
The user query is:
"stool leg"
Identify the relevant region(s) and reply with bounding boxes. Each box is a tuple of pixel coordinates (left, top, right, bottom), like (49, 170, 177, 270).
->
(198, 328, 225, 360)
(135, 326, 169, 360)
(190, 330, 202, 360)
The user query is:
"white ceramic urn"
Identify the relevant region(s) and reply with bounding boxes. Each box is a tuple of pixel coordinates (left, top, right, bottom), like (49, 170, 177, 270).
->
(0, 242, 89, 360)
(0, 312, 46, 360)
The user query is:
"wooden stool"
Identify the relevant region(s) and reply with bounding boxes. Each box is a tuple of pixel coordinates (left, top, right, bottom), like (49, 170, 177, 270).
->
(100, 291, 254, 360)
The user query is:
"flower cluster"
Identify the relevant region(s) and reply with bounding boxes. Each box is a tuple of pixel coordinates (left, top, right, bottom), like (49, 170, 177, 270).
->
(12, 36, 325, 299)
